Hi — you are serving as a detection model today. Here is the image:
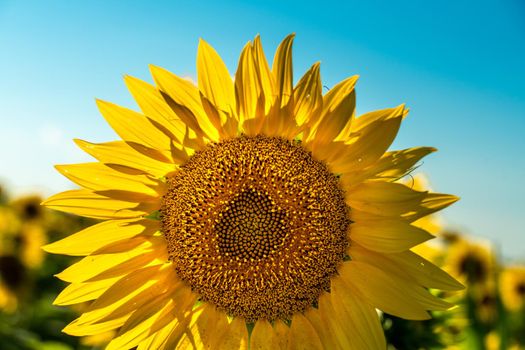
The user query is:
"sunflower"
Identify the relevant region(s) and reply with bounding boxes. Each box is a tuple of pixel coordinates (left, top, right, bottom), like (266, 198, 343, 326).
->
(43, 34, 462, 349)
(446, 239, 494, 286)
(1, 196, 47, 269)
(11, 195, 45, 222)
(0, 254, 26, 312)
(500, 266, 525, 312)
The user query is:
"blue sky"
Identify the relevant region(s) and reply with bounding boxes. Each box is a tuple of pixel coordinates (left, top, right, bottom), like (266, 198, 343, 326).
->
(0, 0, 524, 258)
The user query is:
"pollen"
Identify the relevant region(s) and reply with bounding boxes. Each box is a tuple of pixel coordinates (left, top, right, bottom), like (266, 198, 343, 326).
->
(161, 135, 350, 322)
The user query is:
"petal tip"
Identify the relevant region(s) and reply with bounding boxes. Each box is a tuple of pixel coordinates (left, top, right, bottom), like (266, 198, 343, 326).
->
(41, 243, 54, 253)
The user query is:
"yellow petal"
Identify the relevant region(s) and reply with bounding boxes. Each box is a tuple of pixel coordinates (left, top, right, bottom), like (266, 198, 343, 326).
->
(273, 320, 290, 350)
(139, 306, 196, 350)
(339, 261, 434, 320)
(43, 219, 158, 256)
(309, 75, 358, 146)
(375, 147, 436, 179)
(315, 292, 354, 348)
(213, 316, 249, 350)
(307, 139, 348, 166)
(198, 306, 231, 349)
(293, 62, 322, 126)
(42, 189, 157, 219)
(145, 286, 200, 349)
(96, 99, 174, 161)
(138, 319, 176, 350)
(177, 303, 226, 349)
(350, 219, 434, 253)
(327, 116, 402, 173)
(343, 146, 436, 186)
(93, 274, 170, 323)
(330, 276, 386, 350)
(197, 83, 237, 137)
(55, 239, 164, 283)
(288, 313, 324, 350)
(53, 277, 120, 305)
(252, 35, 275, 112)
(235, 42, 260, 123)
(260, 98, 298, 140)
(64, 316, 127, 336)
(76, 266, 173, 326)
(150, 64, 220, 142)
(74, 139, 175, 178)
(303, 303, 342, 350)
(405, 193, 460, 221)
(347, 181, 427, 217)
(350, 244, 464, 291)
(272, 34, 295, 107)
(106, 295, 173, 350)
(170, 306, 207, 349)
(55, 163, 162, 199)
(86, 241, 166, 282)
(351, 104, 408, 133)
(124, 75, 189, 144)
(250, 319, 281, 350)
(197, 39, 236, 114)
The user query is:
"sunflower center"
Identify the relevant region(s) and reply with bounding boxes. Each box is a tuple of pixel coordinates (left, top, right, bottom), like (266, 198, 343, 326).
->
(161, 135, 350, 322)
(216, 188, 289, 260)
(459, 255, 486, 283)
(516, 283, 525, 296)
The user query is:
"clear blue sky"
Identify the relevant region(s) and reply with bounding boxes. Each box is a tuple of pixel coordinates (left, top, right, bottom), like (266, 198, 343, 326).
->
(0, 0, 524, 259)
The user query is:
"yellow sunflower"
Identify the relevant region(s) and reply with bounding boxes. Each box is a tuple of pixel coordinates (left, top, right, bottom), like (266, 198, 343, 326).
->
(11, 195, 45, 222)
(43, 34, 462, 349)
(0, 253, 26, 312)
(445, 239, 494, 286)
(1, 196, 47, 269)
(500, 266, 525, 311)
(0, 283, 18, 312)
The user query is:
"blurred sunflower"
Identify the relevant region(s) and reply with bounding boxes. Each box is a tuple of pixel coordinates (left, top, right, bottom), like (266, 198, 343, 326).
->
(0, 185, 7, 204)
(43, 34, 462, 349)
(471, 281, 499, 324)
(500, 266, 525, 312)
(0, 254, 24, 313)
(0, 283, 17, 312)
(1, 197, 44, 312)
(3, 195, 47, 269)
(11, 195, 45, 222)
(446, 239, 494, 286)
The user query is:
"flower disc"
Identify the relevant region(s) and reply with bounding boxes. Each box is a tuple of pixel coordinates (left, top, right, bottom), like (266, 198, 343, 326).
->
(161, 135, 350, 321)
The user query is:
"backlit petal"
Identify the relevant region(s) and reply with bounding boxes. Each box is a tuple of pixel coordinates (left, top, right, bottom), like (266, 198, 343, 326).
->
(43, 219, 158, 256)
(272, 34, 295, 107)
(350, 219, 433, 253)
(55, 162, 163, 199)
(150, 64, 220, 142)
(197, 39, 236, 114)
(74, 139, 175, 177)
(331, 276, 386, 350)
(42, 189, 157, 219)
(96, 99, 174, 161)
